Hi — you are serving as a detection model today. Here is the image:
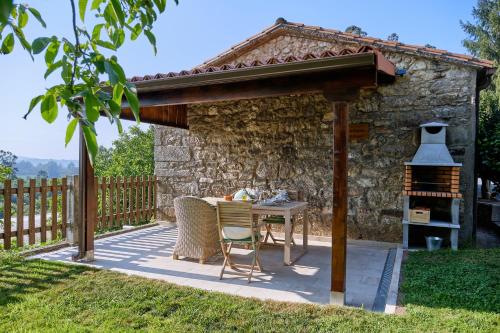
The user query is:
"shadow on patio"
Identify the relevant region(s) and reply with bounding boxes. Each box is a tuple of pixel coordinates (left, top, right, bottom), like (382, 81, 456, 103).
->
(32, 225, 394, 310)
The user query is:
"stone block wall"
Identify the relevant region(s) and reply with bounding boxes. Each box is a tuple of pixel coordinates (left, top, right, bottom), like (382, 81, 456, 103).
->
(154, 35, 478, 242)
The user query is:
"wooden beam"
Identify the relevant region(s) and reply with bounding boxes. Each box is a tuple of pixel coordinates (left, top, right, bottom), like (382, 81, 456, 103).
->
(120, 104, 189, 129)
(330, 100, 349, 305)
(125, 68, 376, 108)
(73, 127, 95, 261)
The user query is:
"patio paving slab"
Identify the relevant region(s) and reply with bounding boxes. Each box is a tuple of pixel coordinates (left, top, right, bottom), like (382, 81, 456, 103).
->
(31, 224, 395, 310)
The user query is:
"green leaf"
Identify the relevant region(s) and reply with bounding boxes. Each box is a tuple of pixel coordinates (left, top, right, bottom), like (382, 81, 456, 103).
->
(110, 0, 124, 25)
(130, 23, 142, 41)
(95, 39, 116, 50)
(91, 0, 104, 10)
(23, 94, 43, 119)
(40, 94, 58, 123)
(78, 0, 88, 22)
(44, 60, 63, 79)
(82, 125, 98, 166)
(32, 37, 51, 54)
(104, 60, 126, 85)
(12, 25, 32, 57)
(109, 100, 121, 117)
(45, 40, 60, 65)
(1, 32, 14, 54)
(0, 0, 14, 25)
(61, 59, 72, 84)
(27, 7, 46, 28)
(18, 10, 28, 28)
(124, 86, 140, 123)
(84, 92, 100, 122)
(113, 83, 123, 103)
(111, 29, 125, 48)
(103, 3, 118, 27)
(115, 118, 123, 134)
(92, 23, 104, 40)
(153, 0, 167, 13)
(65, 118, 79, 146)
(144, 29, 157, 55)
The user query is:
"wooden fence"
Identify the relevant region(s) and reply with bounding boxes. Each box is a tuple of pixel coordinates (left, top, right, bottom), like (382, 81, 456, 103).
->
(0, 175, 157, 250)
(95, 176, 157, 231)
(0, 178, 68, 250)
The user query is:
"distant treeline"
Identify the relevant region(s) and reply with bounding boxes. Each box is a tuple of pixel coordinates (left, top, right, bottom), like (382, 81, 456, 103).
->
(15, 160, 78, 178)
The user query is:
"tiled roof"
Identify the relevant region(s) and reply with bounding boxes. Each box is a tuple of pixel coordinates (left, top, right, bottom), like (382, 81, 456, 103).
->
(129, 45, 381, 83)
(202, 18, 495, 69)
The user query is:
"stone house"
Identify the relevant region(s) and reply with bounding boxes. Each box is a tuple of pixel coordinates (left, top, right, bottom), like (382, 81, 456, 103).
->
(153, 19, 495, 242)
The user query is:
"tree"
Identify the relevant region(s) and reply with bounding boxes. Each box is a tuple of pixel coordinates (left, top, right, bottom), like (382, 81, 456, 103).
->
(94, 126, 154, 177)
(461, 0, 500, 198)
(345, 25, 367, 37)
(387, 33, 399, 42)
(0, 150, 17, 179)
(0, 1, 178, 165)
(37, 170, 48, 178)
(0, 165, 12, 183)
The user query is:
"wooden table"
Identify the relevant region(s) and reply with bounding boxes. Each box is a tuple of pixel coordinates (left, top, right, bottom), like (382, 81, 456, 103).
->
(203, 197, 308, 265)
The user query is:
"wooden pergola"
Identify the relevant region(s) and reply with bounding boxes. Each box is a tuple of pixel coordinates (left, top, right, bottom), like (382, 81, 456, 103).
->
(76, 47, 395, 305)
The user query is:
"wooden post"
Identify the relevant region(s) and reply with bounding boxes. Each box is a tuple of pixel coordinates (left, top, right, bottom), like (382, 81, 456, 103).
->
(3, 179, 12, 250)
(40, 178, 47, 243)
(67, 175, 79, 245)
(16, 179, 24, 248)
(73, 127, 95, 261)
(28, 179, 36, 245)
(324, 89, 357, 306)
(51, 178, 58, 241)
(331, 101, 349, 305)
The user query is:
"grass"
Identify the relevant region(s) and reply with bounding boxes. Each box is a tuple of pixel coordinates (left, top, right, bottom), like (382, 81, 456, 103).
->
(0, 249, 498, 332)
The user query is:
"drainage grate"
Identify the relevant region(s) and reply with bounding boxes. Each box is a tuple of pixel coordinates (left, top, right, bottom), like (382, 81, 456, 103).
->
(372, 248, 397, 312)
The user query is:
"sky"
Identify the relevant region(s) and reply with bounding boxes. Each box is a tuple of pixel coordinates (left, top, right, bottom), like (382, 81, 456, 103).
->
(0, 0, 479, 160)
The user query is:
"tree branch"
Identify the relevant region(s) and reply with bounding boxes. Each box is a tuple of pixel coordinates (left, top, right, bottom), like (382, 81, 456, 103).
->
(69, 0, 80, 92)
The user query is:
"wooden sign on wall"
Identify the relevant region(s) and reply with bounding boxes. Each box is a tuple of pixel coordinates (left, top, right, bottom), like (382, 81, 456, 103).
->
(349, 123, 370, 142)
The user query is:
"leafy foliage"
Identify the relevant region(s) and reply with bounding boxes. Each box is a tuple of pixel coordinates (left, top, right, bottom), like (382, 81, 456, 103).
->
(0, 0, 178, 165)
(387, 33, 399, 41)
(461, 0, 500, 192)
(344, 25, 367, 36)
(0, 150, 17, 179)
(0, 165, 12, 183)
(94, 125, 154, 176)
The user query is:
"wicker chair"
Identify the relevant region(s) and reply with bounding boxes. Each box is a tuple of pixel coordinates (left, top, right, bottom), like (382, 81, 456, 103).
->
(173, 196, 219, 264)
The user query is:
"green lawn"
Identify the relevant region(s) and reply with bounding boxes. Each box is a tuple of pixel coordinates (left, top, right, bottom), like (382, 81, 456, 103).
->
(0, 249, 498, 332)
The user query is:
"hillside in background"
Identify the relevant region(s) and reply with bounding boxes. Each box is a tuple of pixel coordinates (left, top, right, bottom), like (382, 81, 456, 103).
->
(15, 157, 78, 178)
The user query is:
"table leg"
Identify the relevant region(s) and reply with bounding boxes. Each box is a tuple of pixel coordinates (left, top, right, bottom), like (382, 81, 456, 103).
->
(302, 210, 308, 251)
(284, 211, 291, 265)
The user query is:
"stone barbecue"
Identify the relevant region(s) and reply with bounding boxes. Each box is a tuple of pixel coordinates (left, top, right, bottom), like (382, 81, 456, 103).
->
(402, 122, 463, 250)
(404, 123, 462, 198)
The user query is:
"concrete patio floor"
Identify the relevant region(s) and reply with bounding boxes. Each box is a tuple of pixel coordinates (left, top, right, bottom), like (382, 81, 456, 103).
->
(32, 224, 397, 310)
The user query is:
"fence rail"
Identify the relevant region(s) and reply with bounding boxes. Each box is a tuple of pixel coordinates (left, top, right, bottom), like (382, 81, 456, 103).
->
(0, 175, 157, 250)
(0, 178, 67, 250)
(95, 176, 157, 231)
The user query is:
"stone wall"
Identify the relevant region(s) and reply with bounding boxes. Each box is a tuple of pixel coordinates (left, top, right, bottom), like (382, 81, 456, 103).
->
(154, 34, 478, 242)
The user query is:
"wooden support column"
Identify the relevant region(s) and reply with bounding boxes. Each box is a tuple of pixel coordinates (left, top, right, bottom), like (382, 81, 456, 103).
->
(325, 89, 357, 306)
(73, 126, 95, 261)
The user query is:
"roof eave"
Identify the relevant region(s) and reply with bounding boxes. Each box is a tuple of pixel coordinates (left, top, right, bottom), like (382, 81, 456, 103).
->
(135, 52, 378, 93)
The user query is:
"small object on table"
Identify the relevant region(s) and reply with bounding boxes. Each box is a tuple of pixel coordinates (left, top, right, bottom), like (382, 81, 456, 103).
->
(224, 195, 233, 201)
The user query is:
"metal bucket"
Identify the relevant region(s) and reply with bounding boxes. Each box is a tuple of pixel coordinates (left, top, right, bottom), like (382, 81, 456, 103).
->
(425, 236, 443, 251)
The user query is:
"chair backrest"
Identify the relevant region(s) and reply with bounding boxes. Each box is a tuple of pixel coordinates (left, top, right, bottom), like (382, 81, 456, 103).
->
(174, 196, 216, 227)
(216, 201, 253, 228)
